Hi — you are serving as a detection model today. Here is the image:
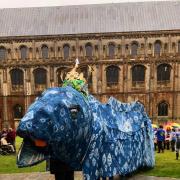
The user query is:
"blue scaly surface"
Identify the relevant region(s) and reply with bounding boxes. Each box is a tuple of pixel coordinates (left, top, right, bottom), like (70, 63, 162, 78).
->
(17, 86, 154, 180)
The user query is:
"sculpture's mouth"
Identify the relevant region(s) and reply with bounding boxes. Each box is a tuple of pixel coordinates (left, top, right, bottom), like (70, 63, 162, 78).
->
(17, 138, 49, 168)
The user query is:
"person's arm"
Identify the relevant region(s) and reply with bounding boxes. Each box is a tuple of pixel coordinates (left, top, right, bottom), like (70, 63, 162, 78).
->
(155, 130, 158, 137)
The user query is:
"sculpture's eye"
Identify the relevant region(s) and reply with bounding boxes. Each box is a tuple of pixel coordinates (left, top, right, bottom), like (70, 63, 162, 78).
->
(69, 105, 80, 120)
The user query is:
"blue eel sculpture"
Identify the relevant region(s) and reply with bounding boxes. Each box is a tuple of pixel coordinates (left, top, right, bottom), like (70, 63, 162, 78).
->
(16, 86, 155, 180)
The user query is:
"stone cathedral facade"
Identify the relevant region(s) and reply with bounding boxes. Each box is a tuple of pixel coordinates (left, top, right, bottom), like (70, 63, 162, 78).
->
(0, 1, 180, 129)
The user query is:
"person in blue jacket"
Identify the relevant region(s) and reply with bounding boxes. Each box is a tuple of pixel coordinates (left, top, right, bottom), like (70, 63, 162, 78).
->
(156, 125, 165, 153)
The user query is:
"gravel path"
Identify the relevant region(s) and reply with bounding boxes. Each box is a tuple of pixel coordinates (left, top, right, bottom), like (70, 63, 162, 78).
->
(0, 172, 179, 180)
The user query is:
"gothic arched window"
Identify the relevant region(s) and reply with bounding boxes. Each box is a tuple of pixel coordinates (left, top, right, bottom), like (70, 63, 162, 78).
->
(164, 43, 168, 51)
(172, 42, 176, 52)
(20, 45, 28, 59)
(178, 41, 180, 54)
(0, 47, 6, 60)
(41, 45, 49, 59)
(63, 44, 70, 59)
(10, 69, 24, 85)
(131, 42, 138, 56)
(132, 65, 145, 82)
(33, 68, 47, 85)
(85, 43, 93, 58)
(108, 43, 115, 58)
(80, 66, 92, 85)
(13, 104, 23, 118)
(106, 65, 119, 85)
(154, 40, 161, 55)
(158, 101, 168, 116)
(157, 64, 171, 81)
(56, 67, 68, 86)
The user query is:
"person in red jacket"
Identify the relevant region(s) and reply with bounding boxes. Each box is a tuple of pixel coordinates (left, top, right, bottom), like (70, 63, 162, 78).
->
(6, 128, 16, 152)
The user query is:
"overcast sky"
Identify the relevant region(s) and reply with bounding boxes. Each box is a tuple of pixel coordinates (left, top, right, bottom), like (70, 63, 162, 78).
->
(0, 0, 173, 8)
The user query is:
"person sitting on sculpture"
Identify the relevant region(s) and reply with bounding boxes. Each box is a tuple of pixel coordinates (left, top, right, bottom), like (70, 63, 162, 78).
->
(62, 58, 89, 97)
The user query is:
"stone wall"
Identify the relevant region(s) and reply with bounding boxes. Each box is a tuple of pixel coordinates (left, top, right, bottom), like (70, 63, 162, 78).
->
(0, 30, 180, 128)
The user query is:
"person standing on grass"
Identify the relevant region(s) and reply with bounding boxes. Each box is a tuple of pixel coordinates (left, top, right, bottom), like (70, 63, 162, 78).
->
(156, 125, 165, 153)
(153, 128, 157, 151)
(170, 129, 176, 152)
(175, 128, 180, 160)
(165, 129, 170, 150)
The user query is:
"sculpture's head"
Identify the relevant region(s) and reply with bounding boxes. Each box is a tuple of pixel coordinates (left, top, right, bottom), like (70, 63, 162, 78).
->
(16, 86, 92, 168)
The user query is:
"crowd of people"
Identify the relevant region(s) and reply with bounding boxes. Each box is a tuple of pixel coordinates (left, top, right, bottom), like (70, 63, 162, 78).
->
(0, 124, 179, 160)
(154, 125, 180, 160)
(0, 128, 16, 154)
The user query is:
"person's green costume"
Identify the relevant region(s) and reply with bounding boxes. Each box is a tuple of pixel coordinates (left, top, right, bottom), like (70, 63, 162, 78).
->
(63, 79, 88, 97)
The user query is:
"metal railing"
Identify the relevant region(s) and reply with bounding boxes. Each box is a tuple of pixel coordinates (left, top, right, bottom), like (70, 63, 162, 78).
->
(11, 85, 24, 92)
(157, 80, 171, 89)
(157, 80, 170, 85)
(132, 81, 145, 88)
(34, 84, 47, 92)
(106, 82, 118, 89)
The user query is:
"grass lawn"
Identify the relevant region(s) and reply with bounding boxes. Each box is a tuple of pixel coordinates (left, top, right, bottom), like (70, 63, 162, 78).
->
(0, 136, 46, 173)
(0, 137, 180, 178)
(140, 150, 180, 178)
